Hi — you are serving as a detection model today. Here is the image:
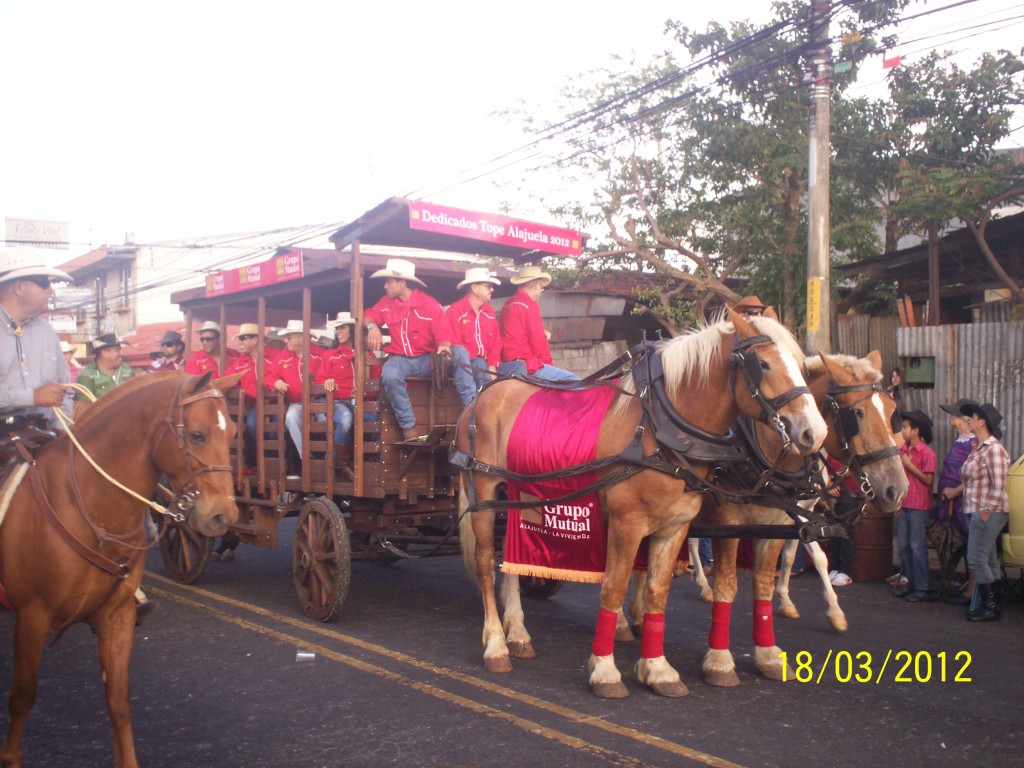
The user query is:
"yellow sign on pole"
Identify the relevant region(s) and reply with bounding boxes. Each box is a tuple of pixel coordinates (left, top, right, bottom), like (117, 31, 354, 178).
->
(806, 277, 822, 334)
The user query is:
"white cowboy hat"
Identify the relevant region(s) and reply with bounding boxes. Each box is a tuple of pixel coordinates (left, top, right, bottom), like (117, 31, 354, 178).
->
(370, 258, 427, 287)
(457, 266, 501, 290)
(198, 320, 222, 336)
(236, 323, 260, 337)
(327, 311, 356, 328)
(59, 341, 74, 354)
(282, 319, 305, 335)
(0, 246, 73, 286)
(509, 263, 552, 287)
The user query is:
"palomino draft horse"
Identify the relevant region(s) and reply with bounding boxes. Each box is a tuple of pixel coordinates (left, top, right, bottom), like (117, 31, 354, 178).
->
(456, 311, 827, 698)
(0, 371, 240, 768)
(686, 351, 907, 686)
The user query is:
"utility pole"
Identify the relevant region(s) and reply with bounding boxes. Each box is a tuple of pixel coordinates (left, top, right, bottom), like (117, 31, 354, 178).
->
(806, 0, 831, 353)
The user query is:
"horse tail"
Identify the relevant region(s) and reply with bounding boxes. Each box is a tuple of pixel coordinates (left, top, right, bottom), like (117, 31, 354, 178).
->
(458, 474, 478, 584)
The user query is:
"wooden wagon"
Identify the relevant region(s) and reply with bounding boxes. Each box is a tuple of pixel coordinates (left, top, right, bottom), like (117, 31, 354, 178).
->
(159, 198, 586, 620)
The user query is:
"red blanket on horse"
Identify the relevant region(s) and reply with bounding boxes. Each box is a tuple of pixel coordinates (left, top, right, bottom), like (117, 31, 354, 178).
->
(503, 386, 616, 583)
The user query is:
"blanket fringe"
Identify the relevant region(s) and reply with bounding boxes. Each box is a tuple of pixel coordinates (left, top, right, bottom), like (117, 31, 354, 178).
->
(501, 562, 605, 584)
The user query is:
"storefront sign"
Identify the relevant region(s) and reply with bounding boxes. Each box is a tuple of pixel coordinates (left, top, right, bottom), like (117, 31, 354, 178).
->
(205, 250, 304, 297)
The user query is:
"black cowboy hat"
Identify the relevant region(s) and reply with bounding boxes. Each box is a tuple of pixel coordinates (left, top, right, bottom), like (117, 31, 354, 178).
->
(158, 330, 184, 347)
(900, 409, 933, 444)
(959, 401, 1003, 439)
(90, 333, 125, 354)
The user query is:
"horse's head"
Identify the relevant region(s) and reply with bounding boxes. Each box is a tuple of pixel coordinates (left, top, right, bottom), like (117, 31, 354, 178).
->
(815, 351, 908, 513)
(728, 309, 827, 456)
(155, 371, 241, 536)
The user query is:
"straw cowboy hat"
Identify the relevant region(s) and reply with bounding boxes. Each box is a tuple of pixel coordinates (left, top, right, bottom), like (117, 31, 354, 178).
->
(0, 246, 73, 285)
(900, 409, 934, 444)
(198, 321, 222, 337)
(236, 323, 260, 337)
(960, 401, 1004, 439)
(59, 341, 74, 354)
(457, 266, 501, 289)
(327, 311, 356, 328)
(509, 264, 552, 287)
(282, 319, 306, 336)
(90, 333, 125, 354)
(370, 258, 427, 287)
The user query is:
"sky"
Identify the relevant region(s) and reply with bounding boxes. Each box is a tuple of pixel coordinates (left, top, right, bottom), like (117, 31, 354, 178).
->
(2, 0, 1022, 259)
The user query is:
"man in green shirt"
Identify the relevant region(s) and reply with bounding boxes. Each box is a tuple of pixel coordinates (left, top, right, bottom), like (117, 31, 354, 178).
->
(76, 333, 135, 402)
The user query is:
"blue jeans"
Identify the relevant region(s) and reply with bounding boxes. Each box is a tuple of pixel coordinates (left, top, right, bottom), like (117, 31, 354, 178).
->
(315, 399, 354, 445)
(896, 507, 930, 591)
(284, 403, 303, 454)
(453, 351, 494, 404)
(698, 538, 713, 566)
(966, 510, 1008, 584)
(497, 359, 580, 382)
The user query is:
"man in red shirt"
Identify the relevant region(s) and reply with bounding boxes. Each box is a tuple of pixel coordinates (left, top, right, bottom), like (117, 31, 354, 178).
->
(316, 312, 357, 480)
(363, 258, 466, 441)
(895, 410, 937, 602)
(147, 331, 185, 372)
(447, 267, 502, 402)
(224, 323, 279, 437)
(269, 320, 318, 458)
(185, 321, 238, 375)
(497, 264, 578, 383)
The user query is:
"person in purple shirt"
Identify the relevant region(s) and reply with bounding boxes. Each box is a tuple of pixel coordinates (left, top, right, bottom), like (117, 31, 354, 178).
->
(935, 399, 979, 604)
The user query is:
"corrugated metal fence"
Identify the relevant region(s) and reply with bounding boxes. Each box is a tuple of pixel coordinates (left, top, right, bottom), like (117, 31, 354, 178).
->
(891, 321, 1023, 465)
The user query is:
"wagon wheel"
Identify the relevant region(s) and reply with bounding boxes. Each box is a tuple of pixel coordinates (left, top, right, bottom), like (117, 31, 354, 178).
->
(519, 575, 563, 600)
(157, 517, 213, 584)
(292, 497, 351, 622)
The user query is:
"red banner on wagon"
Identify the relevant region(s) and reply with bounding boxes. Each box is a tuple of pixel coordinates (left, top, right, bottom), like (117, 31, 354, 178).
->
(407, 202, 583, 257)
(205, 250, 304, 297)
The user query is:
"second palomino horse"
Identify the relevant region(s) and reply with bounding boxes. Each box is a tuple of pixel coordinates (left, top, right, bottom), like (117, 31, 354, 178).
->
(455, 311, 827, 697)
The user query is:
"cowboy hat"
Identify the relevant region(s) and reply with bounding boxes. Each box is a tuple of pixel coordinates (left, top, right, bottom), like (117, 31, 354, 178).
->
(282, 319, 305, 336)
(0, 246, 73, 286)
(959, 401, 1003, 439)
(939, 398, 979, 417)
(900, 409, 934, 444)
(457, 266, 501, 290)
(236, 323, 260, 338)
(159, 330, 184, 346)
(90, 333, 125, 354)
(59, 341, 74, 354)
(370, 258, 427, 288)
(312, 331, 337, 349)
(327, 311, 356, 328)
(197, 321, 222, 336)
(510, 264, 551, 287)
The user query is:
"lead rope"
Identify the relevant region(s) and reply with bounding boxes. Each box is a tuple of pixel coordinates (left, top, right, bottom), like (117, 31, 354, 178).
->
(50, 383, 171, 517)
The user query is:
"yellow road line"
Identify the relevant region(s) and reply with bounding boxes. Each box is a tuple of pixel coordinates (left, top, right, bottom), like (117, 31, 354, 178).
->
(148, 572, 745, 768)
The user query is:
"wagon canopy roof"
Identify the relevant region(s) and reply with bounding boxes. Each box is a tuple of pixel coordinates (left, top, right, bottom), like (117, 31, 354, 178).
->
(329, 197, 588, 262)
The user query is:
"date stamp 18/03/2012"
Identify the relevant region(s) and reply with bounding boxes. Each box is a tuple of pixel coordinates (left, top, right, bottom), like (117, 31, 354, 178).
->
(778, 650, 972, 684)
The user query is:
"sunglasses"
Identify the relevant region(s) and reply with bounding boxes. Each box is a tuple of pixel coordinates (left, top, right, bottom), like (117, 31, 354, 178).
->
(238, 335, 257, 341)
(22, 275, 53, 289)
(160, 342, 181, 348)
(199, 336, 218, 343)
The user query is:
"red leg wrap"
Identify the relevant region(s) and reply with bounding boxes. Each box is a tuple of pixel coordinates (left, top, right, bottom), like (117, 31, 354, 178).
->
(640, 613, 666, 659)
(753, 598, 775, 648)
(592, 608, 618, 657)
(709, 601, 731, 650)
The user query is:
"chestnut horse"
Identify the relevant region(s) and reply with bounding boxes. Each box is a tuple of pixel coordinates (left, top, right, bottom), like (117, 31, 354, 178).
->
(657, 351, 907, 686)
(0, 372, 240, 768)
(456, 311, 827, 698)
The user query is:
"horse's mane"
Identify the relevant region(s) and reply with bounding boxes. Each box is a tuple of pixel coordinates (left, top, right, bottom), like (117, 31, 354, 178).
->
(805, 353, 881, 382)
(73, 371, 185, 429)
(609, 313, 806, 418)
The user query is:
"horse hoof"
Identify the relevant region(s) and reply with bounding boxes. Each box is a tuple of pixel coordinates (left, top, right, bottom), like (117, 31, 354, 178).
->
(650, 680, 689, 697)
(614, 626, 635, 643)
(507, 641, 537, 659)
(700, 590, 713, 603)
(829, 616, 849, 633)
(778, 606, 800, 620)
(758, 664, 792, 682)
(704, 669, 742, 687)
(592, 681, 630, 699)
(484, 655, 513, 673)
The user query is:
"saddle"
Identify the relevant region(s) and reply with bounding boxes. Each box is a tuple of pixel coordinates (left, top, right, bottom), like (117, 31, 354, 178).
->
(0, 415, 60, 484)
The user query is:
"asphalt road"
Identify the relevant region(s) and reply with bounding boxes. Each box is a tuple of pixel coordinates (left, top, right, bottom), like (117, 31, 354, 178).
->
(2, 518, 1022, 768)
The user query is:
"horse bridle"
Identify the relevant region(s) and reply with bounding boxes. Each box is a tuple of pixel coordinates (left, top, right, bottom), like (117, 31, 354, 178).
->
(729, 334, 811, 454)
(824, 381, 902, 501)
(153, 378, 234, 522)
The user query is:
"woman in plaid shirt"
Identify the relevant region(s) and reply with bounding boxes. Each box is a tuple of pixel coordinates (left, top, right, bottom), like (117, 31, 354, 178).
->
(950, 402, 1010, 622)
